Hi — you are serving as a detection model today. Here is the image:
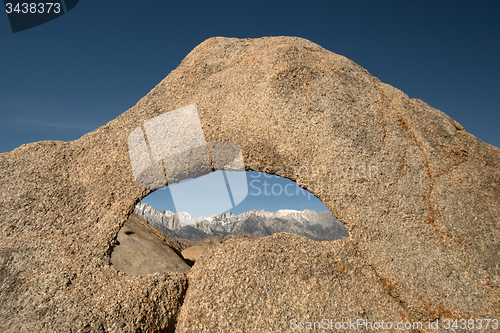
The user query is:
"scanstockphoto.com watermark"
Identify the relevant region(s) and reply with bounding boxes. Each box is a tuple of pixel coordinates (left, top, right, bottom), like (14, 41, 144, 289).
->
(290, 318, 499, 330)
(248, 178, 367, 198)
(249, 162, 380, 198)
(250, 162, 380, 181)
(290, 318, 423, 331)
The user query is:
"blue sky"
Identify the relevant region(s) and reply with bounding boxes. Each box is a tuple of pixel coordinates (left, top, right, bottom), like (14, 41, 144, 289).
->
(143, 171, 329, 217)
(1, 1, 499, 215)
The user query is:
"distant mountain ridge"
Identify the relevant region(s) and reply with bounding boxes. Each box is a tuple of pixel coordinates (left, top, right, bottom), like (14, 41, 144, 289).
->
(134, 202, 349, 241)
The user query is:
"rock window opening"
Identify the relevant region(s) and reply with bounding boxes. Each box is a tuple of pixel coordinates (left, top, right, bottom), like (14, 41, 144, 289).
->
(111, 170, 349, 276)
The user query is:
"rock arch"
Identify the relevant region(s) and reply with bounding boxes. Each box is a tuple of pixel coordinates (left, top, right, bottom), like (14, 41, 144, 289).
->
(1, 36, 499, 331)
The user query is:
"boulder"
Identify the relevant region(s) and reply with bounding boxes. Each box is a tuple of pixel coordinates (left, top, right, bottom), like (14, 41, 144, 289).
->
(176, 233, 406, 332)
(1, 36, 499, 331)
(181, 246, 207, 264)
(111, 213, 191, 276)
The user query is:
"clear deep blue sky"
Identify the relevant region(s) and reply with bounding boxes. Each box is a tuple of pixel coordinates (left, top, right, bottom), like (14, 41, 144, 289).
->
(1, 1, 499, 215)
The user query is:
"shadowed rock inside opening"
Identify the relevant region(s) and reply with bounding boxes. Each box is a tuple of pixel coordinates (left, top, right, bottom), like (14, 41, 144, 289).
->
(110, 212, 191, 276)
(111, 171, 349, 275)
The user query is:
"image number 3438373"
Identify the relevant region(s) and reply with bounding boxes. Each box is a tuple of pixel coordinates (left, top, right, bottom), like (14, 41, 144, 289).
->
(3, 0, 79, 33)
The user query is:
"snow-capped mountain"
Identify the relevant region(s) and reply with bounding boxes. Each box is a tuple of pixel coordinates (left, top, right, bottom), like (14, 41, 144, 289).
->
(133, 202, 349, 241)
(134, 202, 180, 230)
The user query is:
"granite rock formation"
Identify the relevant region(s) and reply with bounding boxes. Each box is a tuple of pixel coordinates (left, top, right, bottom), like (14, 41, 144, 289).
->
(1, 36, 499, 332)
(110, 213, 191, 276)
(172, 233, 260, 252)
(180, 246, 207, 264)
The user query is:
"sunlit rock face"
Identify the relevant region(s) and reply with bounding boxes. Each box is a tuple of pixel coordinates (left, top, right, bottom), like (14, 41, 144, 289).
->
(1, 36, 499, 332)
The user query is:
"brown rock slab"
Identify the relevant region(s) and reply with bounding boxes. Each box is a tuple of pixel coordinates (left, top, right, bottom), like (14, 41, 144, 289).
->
(1, 36, 499, 331)
(111, 213, 190, 276)
(181, 246, 207, 263)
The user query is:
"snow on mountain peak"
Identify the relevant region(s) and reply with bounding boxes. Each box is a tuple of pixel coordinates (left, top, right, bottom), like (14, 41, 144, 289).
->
(135, 203, 326, 227)
(176, 211, 197, 227)
(274, 209, 310, 222)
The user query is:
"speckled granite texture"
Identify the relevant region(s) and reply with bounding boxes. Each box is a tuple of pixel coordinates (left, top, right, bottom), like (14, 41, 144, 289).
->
(1, 36, 499, 332)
